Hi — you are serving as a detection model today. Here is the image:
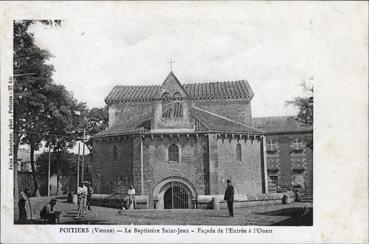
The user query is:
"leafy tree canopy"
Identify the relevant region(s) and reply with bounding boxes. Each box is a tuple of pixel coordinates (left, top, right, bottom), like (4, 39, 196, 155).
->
(286, 79, 313, 148)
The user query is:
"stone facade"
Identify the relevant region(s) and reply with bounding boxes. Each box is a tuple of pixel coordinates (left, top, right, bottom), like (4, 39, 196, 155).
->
(93, 72, 267, 209)
(92, 137, 134, 194)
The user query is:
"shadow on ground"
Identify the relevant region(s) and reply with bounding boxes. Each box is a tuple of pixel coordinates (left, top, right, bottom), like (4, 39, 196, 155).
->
(254, 207, 313, 226)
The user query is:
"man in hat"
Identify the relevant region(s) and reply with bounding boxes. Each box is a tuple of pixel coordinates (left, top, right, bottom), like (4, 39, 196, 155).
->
(40, 198, 61, 224)
(224, 179, 234, 217)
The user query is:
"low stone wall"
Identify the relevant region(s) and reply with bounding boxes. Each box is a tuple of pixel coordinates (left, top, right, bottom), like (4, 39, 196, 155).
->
(197, 192, 296, 209)
(89, 194, 149, 209)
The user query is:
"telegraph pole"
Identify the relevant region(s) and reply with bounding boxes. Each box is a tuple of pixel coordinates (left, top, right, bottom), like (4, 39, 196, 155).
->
(48, 145, 51, 197)
(76, 142, 80, 191)
(81, 129, 86, 182)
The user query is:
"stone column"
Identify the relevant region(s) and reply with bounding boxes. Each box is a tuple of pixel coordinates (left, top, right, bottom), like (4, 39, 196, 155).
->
(208, 134, 220, 194)
(261, 135, 269, 194)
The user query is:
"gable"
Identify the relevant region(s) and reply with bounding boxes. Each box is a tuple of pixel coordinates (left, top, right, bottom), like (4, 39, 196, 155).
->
(155, 72, 189, 99)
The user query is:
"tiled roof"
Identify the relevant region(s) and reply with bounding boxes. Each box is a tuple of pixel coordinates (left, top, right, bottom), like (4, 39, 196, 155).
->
(192, 107, 264, 134)
(252, 116, 312, 133)
(95, 110, 152, 137)
(105, 80, 253, 104)
(95, 107, 263, 138)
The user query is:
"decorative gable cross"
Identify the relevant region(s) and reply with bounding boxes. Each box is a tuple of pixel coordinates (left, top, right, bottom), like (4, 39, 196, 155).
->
(168, 59, 175, 71)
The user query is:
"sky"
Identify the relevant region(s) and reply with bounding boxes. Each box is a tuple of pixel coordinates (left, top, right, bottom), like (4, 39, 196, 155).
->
(28, 3, 316, 118)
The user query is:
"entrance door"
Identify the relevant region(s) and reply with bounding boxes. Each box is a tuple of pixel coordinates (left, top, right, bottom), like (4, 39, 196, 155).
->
(164, 186, 189, 209)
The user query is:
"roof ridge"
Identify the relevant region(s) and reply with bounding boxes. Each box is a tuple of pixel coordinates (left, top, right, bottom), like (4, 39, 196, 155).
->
(183, 79, 247, 85)
(115, 84, 160, 88)
(192, 106, 265, 133)
(116, 80, 249, 87)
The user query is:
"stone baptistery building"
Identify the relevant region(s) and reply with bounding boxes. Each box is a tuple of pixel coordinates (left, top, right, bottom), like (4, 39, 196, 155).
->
(92, 72, 268, 209)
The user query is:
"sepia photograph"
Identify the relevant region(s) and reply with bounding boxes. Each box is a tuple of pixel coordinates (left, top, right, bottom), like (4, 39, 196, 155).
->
(12, 17, 313, 226)
(1, 1, 367, 243)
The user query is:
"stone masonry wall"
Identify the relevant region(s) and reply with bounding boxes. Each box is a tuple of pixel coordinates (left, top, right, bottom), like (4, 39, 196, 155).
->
(133, 135, 208, 208)
(193, 99, 252, 125)
(216, 137, 263, 195)
(92, 137, 134, 194)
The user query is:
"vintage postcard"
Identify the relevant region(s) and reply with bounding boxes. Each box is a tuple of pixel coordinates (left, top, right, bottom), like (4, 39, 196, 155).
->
(0, 1, 368, 243)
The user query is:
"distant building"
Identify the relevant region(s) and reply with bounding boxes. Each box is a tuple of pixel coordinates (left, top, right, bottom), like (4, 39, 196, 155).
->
(93, 72, 268, 209)
(16, 147, 39, 172)
(252, 116, 313, 194)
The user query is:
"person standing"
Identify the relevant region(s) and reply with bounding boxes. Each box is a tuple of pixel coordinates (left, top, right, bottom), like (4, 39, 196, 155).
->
(127, 185, 135, 209)
(18, 188, 30, 224)
(224, 179, 234, 217)
(87, 182, 93, 211)
(77, 182, 88, 218)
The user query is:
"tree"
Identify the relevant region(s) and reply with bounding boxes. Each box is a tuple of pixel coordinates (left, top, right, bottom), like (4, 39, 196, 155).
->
(14, 20, 61, 197)
(36, 151, 77, 177)
(72, 105, 109, 155)
(286, 79, 314, 149)
(36, 150, 78, 195)
(84, 106, 109, 153)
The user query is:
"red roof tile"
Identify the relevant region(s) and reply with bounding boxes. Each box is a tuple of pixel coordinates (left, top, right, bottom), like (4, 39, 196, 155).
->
(105, 79, 253, 104)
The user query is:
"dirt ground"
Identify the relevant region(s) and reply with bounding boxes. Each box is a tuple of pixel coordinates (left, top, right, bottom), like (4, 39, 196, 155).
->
(15, 199, 313, 226)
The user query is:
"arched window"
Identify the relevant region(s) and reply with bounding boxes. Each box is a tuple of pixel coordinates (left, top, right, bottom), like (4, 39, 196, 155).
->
(162, 92, 183, 118)
(173, 92, 182, 100)
(236, 143, 242, 161)
(173, 92, 183, 118)
(113, 145, 118, 160)
(168, 144, 179, 162)
(162, 93, 171, 118)
(162, 93, 170, 101)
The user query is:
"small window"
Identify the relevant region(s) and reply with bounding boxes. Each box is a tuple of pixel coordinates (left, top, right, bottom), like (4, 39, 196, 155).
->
(113, 145, 118, 160)
(267, 138, 278, 152)
(162, 93, 170, 101)
(236, 143, 242, 161)
(292, 138, 304, 150)
(168, 144, 179, 162)
(293, 138, 303, 147)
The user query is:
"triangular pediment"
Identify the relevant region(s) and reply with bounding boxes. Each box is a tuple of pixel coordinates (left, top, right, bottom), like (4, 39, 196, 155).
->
(154, 72, 189, 99)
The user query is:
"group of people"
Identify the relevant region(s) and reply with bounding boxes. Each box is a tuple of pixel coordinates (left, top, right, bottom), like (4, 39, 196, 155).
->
(17, 181, 94, 224)
(18, 180, 234, 224)
(18, 188, 60, 224)
(76, 181, 93, 218)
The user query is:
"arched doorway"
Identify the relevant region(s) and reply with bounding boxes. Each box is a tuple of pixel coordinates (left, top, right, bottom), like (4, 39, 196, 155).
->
(153, 177, 197, 209)
(164, 185, 189, 209)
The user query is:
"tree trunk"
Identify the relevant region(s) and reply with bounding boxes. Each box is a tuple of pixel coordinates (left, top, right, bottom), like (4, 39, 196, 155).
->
(56, 149, 60, 196)
(30, 143, 40, 197)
